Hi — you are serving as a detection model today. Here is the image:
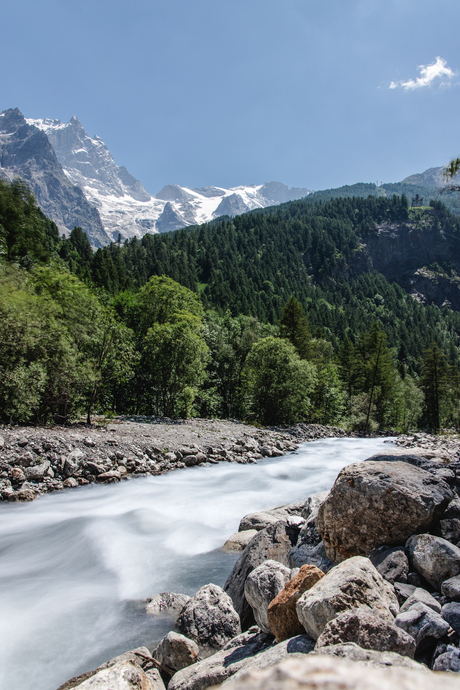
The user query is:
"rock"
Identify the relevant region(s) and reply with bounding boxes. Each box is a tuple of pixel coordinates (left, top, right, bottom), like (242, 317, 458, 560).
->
(61, 660, 159, 690)
(23, 461, 50, 480)
(222, 655, 451, 690)
(153, 631, 199, 674)
(245, 560, 292, 626)
(400, 588, 441, 614)
(441, 575, 460, 600)
(287, 523, 334, 573)
(17, 437, 28, 447)
(369, 546, 409, 584)
(394, 602, 450, 647)
(96, 470, 121, 482)
(433, 646, 460, 672)
(296, 556, 399, 640)
(63, 477, 79, 488)
(442, 498, 460, 519)
(239, 509, 295, 532)
(441, 602, 460, 633)
(313, 642, 425, 670)
(244, 560, 292, 634)
(267, 564, 325, 642)
(223, 530, 258, 551)
(67, 449, 85, 464)
(393, 582, 417, 605)
(435, 518, 460, 544)
(224, 635, 315, 685)
(167, 627, 274, 690)
(225, 521, 293, 629)
(406, 534, 460, 589)
(0, 436, 4, 448)
(316, 461, 453, 563)
(10, 467, 25, 482)
(15, 451, 36, 467)
(315, 608, 416, 658)
(146, 592, 191, 620)
(178, 583, 241, 649)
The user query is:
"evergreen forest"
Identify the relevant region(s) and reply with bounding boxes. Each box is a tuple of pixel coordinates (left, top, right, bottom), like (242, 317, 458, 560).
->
(2, 176, 460, 432)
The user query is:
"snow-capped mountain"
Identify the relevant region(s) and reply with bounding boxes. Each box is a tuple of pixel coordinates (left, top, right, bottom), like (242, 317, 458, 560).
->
(26, 115, 311, 242)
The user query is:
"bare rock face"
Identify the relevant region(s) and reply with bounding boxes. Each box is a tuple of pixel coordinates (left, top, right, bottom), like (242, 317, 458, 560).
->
(406, 534, 460, 590)
(296, 557, 399, 640)
(315, 608, 416, 658)
(224, 521, 294, 630)
(316, 461, 453, 563)
(222, 654, 460, 690)
(244, 560, 292, 634)
(153, 631, 199, 674)
(267, 564, 325, 642)
(177, 584, 241, 649)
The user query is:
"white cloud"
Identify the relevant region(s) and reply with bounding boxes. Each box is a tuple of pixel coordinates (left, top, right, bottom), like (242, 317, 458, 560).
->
(390, 57, 455, 90)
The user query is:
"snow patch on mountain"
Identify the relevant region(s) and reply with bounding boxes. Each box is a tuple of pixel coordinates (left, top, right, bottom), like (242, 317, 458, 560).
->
(27, 116, 311, 242)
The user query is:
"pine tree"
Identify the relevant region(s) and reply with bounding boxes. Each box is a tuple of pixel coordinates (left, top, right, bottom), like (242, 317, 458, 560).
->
(278, 296, 311, 359)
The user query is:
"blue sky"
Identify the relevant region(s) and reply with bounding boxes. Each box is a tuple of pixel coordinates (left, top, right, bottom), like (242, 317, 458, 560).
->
(2, 0, 460, 194)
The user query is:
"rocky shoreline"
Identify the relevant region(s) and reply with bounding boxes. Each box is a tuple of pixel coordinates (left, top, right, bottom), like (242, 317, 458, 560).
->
(55, 438, 460, 690)
(0, 418, 347, 503)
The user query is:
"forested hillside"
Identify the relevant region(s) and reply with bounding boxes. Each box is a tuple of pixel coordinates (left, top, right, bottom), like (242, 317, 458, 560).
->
(2, 176, 460, 431)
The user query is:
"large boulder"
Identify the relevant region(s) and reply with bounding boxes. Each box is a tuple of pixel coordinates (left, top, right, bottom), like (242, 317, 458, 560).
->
(223, 530, 258, 551)
(65, 661, 157, 689)
(315, 608, 416, 658)
(168, 629, 314, 690)
(316, 461, 453, 563)
(406, 534, 460, 590)
(57, 648, 165, 690)
(267, 564, 325, 642)
(313, 642, 425, 670)
(167, 628, 274, 690)
(244, 560, 292, 634)
(296, 556, 399, 640)
(153, 631, 199, 674)
(223, 654, 460, 690)
(224, 521, 294, 629)
(177, 584, 241, 649)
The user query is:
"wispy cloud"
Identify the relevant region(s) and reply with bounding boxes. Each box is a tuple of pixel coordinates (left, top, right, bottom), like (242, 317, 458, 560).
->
(390, 57, 455, 90)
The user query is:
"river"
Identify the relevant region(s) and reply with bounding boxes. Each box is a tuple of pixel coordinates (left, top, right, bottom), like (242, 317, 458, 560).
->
(0, 436, 391, 690)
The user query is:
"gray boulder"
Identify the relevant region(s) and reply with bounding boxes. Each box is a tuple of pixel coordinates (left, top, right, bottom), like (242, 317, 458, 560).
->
(316, 461, 453, 563)
(23, 460, 50, 480)
(153, 631, 199, 674)
(399, 587, 441, 614)
(315, 608, 416, 658)
(244, 560, 292, 634)
(224, 521, 294, 629)
(441, 602, 460, 633)
(406, 533, 460, 589)
(394, 601, 450, 647)
(313, 642, 425, 670)
(178, 583, 241, 649)
(393, 582, 416, 605)
(369, 545, 409, 584)
(433, 646, 460, 672)
(146, 592, 191, 621)
(167, 628, 274, 690)
(223, 530, 258, 552)
(296, 556, 399, 640)
(441, 575, 460, 600)
(222, 654, 454, 690)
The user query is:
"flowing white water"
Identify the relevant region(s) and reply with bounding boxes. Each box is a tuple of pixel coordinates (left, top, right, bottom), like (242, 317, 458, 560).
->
(0, 436, 391, 690)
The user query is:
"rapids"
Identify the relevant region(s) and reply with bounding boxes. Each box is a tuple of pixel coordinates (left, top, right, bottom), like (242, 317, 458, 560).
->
(0, 436, 391, 690)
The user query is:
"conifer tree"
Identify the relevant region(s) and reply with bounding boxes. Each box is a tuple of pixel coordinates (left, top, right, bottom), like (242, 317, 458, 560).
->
(278, 296, 311, 359)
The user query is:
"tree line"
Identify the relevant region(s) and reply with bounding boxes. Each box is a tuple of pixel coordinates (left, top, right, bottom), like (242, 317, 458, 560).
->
(1, 177, 459, 431)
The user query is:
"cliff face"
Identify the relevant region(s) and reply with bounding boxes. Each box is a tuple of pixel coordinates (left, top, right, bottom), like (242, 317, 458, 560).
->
(355, 211, 460, 309)
(0, 109, 110, 247)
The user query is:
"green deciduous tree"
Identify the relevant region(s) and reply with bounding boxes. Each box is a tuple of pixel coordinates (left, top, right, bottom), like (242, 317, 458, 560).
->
(243, 336, 316, 425)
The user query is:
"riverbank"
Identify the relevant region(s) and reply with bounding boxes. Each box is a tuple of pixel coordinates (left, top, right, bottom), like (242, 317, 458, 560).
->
(0, 418, 348, 502)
